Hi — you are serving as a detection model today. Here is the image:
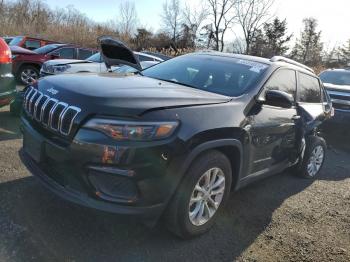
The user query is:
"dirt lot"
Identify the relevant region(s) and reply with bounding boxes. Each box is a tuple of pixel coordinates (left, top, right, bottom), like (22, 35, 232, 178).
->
(0, 105, 349, 262)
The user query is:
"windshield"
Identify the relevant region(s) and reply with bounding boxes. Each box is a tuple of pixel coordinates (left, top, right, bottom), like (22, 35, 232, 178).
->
(142, 54, 269, 97)
(8, 36, 23, 46)
(34, 44, 62, 54)
(4, 37, 13, 44)
(320, 70, 350, 86)
(86, 52, 102, 62)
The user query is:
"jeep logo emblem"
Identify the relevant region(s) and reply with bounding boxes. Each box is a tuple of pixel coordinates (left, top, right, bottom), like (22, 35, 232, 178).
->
(47, 88, 59, 95)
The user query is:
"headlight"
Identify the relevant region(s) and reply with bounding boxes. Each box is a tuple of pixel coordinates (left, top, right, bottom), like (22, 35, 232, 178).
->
(84, 118, 179, 141)
(46, 64, 71, 74)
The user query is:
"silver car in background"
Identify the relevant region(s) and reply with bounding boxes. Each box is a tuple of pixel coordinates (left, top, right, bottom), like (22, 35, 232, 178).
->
(40, 51, 168, 76)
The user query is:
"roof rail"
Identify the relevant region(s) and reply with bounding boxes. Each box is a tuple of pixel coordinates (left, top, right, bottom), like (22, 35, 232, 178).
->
(270, 56, 314, 74)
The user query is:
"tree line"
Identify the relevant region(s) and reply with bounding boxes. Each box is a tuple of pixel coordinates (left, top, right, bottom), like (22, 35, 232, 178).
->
(1, 0, 350, 69)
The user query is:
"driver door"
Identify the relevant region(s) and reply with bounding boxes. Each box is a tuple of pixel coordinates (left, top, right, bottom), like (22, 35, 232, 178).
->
(247, 69, 299, 175)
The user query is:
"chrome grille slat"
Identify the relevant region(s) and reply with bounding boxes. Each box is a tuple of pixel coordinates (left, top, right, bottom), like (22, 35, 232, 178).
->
(28, 89, 38, 115)
(23, 88, 32, 107)
(33, 92, 44, 119)
(25, 88, 35, 111)
(35, 95, 49, 121)
(42, 99, 58, 126)
(60, 106, 81, 135)
(23, 86, 81, 137)
(50, 102, 68, 131)
(29, 91, 41, 117)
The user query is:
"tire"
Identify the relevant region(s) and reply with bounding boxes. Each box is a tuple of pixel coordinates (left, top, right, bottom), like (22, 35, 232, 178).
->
(17, 65, 40, 86)
(164, 150, 232, 239)
(296, 136, 326, 179)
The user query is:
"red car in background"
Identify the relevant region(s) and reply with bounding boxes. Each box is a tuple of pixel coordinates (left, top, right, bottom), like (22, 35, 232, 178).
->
(6, 36, 58, 50)
(11, 43, 97, 85)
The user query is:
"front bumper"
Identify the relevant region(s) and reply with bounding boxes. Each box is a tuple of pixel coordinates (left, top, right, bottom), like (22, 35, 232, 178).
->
(20, 149, 164, 218)
(328, 109, 350, 123)
(20, 116, 185, 221)
(39, 70, 54, 78)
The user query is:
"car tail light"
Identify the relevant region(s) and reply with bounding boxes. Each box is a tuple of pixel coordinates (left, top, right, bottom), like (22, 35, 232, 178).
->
(0, 38, 12, 64)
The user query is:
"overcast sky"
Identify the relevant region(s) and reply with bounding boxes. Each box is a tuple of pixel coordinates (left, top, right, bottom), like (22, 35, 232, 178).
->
(45, 0, 350, 48)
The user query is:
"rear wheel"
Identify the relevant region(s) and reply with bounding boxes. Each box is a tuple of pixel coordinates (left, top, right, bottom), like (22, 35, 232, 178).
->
(165, 150, 232, 239)
(17, 65, 39, 85)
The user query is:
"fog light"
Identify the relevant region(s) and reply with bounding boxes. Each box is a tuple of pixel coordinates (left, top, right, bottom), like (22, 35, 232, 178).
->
(88, 171, 138, 203)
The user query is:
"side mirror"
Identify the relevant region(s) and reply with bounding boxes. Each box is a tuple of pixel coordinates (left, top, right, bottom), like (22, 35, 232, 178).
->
(264, 90, 294, 108)
(50, 52, 60, 59)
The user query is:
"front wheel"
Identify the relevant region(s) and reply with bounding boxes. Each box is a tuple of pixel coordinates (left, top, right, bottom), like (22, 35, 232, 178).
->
(296, 136, 326, 179)
(165, 150, 232, 239)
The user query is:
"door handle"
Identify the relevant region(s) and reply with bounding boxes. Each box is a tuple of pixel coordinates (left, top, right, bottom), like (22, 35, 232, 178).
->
(292, 115, 301, 120)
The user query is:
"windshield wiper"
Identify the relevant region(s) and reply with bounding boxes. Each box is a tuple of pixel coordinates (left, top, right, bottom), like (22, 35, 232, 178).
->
(153, 78, 197, 89)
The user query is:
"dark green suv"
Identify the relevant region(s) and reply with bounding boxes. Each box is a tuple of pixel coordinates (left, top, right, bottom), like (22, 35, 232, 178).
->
(0, 38, 16, 108)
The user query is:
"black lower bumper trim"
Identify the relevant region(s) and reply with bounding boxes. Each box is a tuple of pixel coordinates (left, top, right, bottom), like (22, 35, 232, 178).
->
(19, 149, 164, 219)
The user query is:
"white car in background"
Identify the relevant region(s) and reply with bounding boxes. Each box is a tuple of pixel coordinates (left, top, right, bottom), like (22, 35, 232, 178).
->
(40, 51, 168, 76)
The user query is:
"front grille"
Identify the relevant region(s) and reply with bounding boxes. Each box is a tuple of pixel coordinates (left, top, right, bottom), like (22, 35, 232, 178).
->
(329, 94, 350, 101)
(23, 86, 81, 136)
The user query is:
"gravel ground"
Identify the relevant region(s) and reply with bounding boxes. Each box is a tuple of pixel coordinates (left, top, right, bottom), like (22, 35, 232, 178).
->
(0, 105, 349, 262)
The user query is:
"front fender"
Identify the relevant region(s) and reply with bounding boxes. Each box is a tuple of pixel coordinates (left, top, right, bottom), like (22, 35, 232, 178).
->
(155, 139, 243, 223)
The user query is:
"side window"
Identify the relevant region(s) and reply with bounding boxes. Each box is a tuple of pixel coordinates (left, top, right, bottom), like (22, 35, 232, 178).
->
(298, 73, 321, 103)
(78, 49, 92, 60)
(24, 40, 41, 50)
(263, 69, 297, 99)
(55, 48, 75, 59)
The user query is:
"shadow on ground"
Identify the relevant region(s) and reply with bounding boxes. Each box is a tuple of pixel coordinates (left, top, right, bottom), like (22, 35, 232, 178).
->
(0, 110, 21, 141)
(0, 147, 348, 262)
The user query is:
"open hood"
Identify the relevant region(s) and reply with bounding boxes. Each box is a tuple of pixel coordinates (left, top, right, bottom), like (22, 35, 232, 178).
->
(98, 36, 141, 71)
(10, 46, 36, 55)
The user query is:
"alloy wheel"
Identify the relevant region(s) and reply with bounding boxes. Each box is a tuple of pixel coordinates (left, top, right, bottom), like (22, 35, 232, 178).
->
(21, 68, 38, 85)
(188, 167, 225, 226)
(307, 145, 324, 177)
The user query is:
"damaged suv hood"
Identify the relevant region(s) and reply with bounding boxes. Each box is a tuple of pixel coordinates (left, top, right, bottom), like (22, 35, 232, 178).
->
(36, 73, 231, 117)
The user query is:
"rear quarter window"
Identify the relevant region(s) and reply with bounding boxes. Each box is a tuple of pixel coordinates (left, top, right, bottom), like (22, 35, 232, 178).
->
(298, 73, 321, 103)
(78, 49, 93, 60)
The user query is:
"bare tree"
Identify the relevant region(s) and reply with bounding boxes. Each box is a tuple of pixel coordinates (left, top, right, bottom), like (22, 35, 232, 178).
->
(182, 4, 208, 47)
(206, 0, 237, 51)
(161, 0, 181, 42)
(118, 0, 138, 40)
(235, 0, 275, 54)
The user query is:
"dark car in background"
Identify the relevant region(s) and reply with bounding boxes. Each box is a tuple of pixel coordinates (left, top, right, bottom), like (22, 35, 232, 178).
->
(6, 36, 58, 50)
(11, 43, 97, 85)
(0, 38, 16, 108)
(320, 69, 350, 121)
(19, 38, 332, 238)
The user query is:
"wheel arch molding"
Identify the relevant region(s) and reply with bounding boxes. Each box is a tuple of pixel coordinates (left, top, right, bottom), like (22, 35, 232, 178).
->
(180, 139, 243, 186)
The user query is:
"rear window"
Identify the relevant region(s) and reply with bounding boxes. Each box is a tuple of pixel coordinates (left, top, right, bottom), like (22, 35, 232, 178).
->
(24, 40, 41, 50)
(142, 55, 269, 97)
(298, 73, 321, 103)
(320, 70, 350, 86)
